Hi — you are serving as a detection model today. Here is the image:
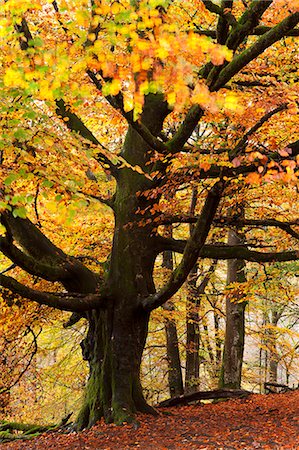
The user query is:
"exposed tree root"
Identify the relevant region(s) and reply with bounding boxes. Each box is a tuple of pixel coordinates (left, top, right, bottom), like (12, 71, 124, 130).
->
(0, 413, 72, 443)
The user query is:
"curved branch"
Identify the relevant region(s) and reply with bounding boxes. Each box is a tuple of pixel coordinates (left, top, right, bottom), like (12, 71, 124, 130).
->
(0, 236, 70, 281)
(55, 99, 119, 176)
(155, 237, 299, 263)
(0, 274, 107, 312)
(157, 216, 299, 240)
(210, 12, 299, 91)
(231, 103, 288, 157)
(141, 182, 224, 312)
(1, 213, 99, 291)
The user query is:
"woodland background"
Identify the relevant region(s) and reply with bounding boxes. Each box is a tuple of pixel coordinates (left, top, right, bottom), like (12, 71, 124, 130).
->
(0, 0, 298, 437)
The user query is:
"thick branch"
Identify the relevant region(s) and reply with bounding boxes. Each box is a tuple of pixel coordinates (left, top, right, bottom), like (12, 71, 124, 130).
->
(216, 1, 235, 45)
(156, 238, 299, 263)
(0, 275, 107, 312)
(194, 26, 299, 39)
(158, 388, 251, 407)
(202, 1, 237, 28)
(166, 105, 205, 153)
(201, 245, 299, 262)
(55, 99, 118, 176)
(87, 71, 168, 154)
(225, 0, 273, 51)
(158, 216, 299, 239)
(210, 12, 299, 91)
(1, 213, 99, 292)
(141, 182, 224, 311)
(0, 236, 69, 281)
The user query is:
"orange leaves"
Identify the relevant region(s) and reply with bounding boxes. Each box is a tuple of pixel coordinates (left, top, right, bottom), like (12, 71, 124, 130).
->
(245, 172, 262, 185)
(84, 1, 234, 115)
(4, 392, 299, 449)
(199, 162, 211, 172)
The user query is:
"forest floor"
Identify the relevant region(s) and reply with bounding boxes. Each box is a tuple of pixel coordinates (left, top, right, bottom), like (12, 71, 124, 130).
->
(1, 391, 299, 449)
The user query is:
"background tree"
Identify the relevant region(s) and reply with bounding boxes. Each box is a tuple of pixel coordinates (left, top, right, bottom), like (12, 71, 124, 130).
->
(0, 0, 299, 429)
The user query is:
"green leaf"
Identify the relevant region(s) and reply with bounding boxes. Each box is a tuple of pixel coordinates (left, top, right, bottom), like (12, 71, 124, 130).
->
(28, 37, 44, 47)
(23, 110, 37, 120)
(14, 129, 28, 140)
(42, 179, 54, 188)
(0, 201, 9, 211)
(4, 173, 18, 186)
(12, 206, 27, 219)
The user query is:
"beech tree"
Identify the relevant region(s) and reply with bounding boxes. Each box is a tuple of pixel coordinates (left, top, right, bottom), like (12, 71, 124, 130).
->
(1, 0, 299, 428)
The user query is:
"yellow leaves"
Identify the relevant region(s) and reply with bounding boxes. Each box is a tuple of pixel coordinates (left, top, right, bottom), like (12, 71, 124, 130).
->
(220, 92, 242, 113)
(167, 92, 176, 107)
(2, 0, 42, 14)
(103, 78, 122, 96)
(38, 79, 54, 101)
(156, 37, 171, 59)
(137, 39, 151, 51)
(111, 1, 122, 15)
(75, 9, 89, 27)
(3, 67, 27, 89)
(123, 93, 134, 112)
(191, 83, 211, 107)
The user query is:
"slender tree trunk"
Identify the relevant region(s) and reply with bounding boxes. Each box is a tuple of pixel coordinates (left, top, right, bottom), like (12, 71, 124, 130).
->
(185, 188, 200, 393)
(162, 228, 183, 398)
(214, 311, 222, 379)
(268, 309, 280, 383)
(219, 227, 247, 389)
(185, 263, 201, 393)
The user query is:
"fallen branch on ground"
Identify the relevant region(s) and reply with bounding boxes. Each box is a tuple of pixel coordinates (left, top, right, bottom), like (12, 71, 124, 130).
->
(158, 389, 251, 407)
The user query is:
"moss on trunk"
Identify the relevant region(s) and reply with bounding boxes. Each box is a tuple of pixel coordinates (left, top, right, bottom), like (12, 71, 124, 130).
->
(75, 94, 169, 429)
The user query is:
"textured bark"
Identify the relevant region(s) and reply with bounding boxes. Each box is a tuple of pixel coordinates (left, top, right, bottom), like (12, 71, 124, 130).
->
(185, 189, 200, 394)
(159, 388, 251, 407)
(162, 237, 183, 398)
(76, 95, 169, 427)
(219, 228, 247, 389)
(185, 264, 200, 394)
(164, 302, 184, 398)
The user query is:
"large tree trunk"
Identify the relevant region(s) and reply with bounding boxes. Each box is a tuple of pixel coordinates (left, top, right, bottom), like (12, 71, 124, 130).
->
(76, 95, 169, 428)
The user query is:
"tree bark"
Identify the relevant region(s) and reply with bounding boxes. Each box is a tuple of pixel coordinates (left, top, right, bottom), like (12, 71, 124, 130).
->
(159, 388, 251, 407)
(185, 264, 200, 393)
(76, 94, 169, 427)
(219, 227, 247, 389)
(185, 188, 200, 393)
(162, 232, 184, 398)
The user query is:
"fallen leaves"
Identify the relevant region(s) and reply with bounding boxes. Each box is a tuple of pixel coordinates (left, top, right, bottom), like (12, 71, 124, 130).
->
(2, 391, 299, 449)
